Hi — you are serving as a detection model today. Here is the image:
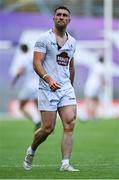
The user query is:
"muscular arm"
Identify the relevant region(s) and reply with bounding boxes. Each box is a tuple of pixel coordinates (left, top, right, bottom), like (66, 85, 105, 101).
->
(33, 51, 61, 91)
(69, 58, 75, 86)
(33, 51, 47, 79)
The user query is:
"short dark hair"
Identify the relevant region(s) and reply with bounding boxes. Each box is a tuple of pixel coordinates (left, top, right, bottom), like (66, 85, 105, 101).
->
(99, 56, 104, 63)
(20, 44, 28, 52)
(54, 6, 70, 14)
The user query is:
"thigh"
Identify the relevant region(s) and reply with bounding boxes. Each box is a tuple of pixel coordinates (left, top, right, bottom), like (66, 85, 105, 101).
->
(41, 111, 57, 129)
(58, 105, 77, 129)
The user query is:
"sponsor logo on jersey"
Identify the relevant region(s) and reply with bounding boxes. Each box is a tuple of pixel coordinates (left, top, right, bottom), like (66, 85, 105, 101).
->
(56, 52, 69, 66)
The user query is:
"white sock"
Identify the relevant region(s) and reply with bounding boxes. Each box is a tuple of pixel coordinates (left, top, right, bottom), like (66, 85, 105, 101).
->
(61, 159, 69, 166)
(28, 146, 35, 155)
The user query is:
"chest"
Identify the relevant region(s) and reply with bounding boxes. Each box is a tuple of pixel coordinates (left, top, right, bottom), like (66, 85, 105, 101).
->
(56, 35, 67, 47)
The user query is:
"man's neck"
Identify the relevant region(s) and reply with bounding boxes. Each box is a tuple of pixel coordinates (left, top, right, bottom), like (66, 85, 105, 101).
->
(53, 28, 68, 47)
(53, 28, 66, 38)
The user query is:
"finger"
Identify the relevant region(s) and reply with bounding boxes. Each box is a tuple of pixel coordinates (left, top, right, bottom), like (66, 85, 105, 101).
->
(56, 82, 61, 86)
(56, 86, 61, 89)
(56, 83, 61, 88)
(51, 87, 56, 91)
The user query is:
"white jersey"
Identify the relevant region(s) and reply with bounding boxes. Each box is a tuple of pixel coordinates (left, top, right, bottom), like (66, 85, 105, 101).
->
(84, 61, 106, 98)
(10, 51, 39, 99)
(34, 29, 76, 91)
(19, 53, 38, 90)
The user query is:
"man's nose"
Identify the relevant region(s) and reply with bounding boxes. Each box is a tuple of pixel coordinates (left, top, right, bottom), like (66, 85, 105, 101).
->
(59, 15, 64, 19)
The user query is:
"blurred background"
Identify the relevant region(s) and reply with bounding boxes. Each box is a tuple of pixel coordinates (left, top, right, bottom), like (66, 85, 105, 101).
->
(0, 0, 119, 118)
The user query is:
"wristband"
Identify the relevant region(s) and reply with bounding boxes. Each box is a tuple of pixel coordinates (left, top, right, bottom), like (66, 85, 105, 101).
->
(42, 73, 48, 79)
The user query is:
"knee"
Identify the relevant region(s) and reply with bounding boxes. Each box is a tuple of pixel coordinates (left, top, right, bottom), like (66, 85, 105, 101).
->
(69, 112, 77, 121)
(64, 119, 75, 132)
(44, 125, 54, 135)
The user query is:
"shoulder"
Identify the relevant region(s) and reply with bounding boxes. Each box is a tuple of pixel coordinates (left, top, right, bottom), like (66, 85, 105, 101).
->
(34, 30, 52, 49)
(36, 29, 52, 42)
(67, 33, 76, 51)
(34, 30, 53, 51)
(67, 33, 76, 44)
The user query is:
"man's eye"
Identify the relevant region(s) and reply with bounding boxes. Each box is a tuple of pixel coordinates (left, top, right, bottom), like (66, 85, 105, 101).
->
(63, 14, 68, 17)
(56, 13, 61, 16)
(56, 13, 68, 17)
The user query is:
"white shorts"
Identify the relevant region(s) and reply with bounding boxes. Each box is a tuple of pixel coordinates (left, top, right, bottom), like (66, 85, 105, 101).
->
(84, 86, 102, 99)
(18, 86, 38, 100)
(38, 87, 76, 111)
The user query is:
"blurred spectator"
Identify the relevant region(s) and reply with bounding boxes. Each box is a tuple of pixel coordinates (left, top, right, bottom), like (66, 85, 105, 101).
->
(80, 55, 107, 121)
(10, 44, 41, 130)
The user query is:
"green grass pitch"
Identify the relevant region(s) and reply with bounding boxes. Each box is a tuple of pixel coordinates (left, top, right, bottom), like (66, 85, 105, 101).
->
(0, 117, 119, 179)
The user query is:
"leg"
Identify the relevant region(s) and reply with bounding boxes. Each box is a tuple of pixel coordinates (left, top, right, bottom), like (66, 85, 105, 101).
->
(85, 97, 99, 119)
(23, 111, 57, 170)
(58, 105, 76, 160)
(31, 111, 57, 151)
(20, 99, 37, 121)
(19, 99, 29, 118)
(20, 99, 41, 130)
(33, 99, 41, 130)
(58, 105, 79, 171)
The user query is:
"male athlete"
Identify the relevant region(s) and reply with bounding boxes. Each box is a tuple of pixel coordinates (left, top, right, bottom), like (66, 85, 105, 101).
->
(23, 6, 79, 172)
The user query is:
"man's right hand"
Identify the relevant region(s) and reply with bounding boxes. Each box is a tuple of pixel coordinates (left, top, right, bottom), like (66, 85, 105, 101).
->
(44, 75, 61, 91)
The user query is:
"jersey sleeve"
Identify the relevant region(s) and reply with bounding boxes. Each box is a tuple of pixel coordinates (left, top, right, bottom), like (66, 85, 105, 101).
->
(34, 35, 47, 53)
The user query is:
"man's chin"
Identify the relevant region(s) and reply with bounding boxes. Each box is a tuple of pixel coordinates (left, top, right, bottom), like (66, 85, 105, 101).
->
(57, 24, 66, 29)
